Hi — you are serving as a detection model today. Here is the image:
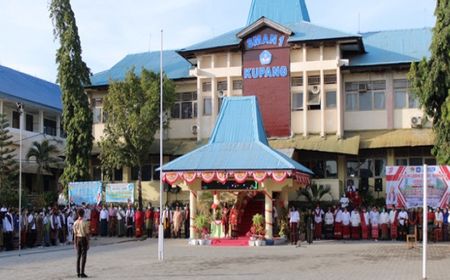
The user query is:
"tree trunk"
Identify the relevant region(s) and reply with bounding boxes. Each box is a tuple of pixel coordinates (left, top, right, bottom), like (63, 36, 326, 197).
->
(138, 166, 143, 210)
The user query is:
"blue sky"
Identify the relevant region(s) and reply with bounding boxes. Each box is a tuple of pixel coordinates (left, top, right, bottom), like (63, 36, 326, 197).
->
(0, 0, 436, 83)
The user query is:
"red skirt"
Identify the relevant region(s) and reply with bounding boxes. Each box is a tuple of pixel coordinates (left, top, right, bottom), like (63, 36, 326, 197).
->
(391, 223, 398, 239)
(334, 222, 342, 239)
(371, 224, 379, 239)
(314, 223, 322, 239)
(342, 225, 350, 239)
(361, 224, 369, 239)
(381, 224, 389, 240)
(351, 226, 360, 240)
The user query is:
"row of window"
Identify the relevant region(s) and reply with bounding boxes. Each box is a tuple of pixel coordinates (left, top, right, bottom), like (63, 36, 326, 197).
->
(202, 80, 243, 92)
(11, 111, 61, 136)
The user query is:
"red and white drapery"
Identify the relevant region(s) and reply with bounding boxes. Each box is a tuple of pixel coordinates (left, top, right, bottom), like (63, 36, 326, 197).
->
(162, 170, 310, 185)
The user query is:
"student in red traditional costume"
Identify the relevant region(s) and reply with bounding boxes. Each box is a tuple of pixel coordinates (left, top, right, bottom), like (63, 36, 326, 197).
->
(334, 206, 343, 240)
(153, 207, 160, 238)
(313, 205, 324, 240)
(135, 207, 144, 238)
(108, 203, 117, 237)
(350, 208, 361, 240)
(289, 207, 300, 244)
(324, 207, 334, 239)
(90, 205, 99, 237)
(379, 208, 389, 240)
(230, 204, 239, 240)
(145, 206, 154, 238)
(397, 208, 408, 241)
(342, 207, 351, 240)
(389, 206, 398, 240)
(221, 203, 230, 238)
(172, 206, 183, 238)
(360, 207, 370, 240)
(370, 207, 380, 241)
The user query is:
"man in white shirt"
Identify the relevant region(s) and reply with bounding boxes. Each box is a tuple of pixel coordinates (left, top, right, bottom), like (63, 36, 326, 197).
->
(398, 208, 408, 241)
(379, 208, 390, 240)
(324, 207, 334, 239)
(99, 205, 109, 237)
(288, 207, 300, 245)
(334, 207, 343, 240)
(2, 208, 14, 251)
(342, 208, 351, 239)
(27, 209, 36, 248)
(350, 208, 361, 240)
(313, 205, 324, 240)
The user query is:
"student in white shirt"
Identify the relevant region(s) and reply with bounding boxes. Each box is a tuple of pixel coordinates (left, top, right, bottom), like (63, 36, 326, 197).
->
(342, 208, 351, 239)
(324, 207, 334, 239)
(350, 209, 361, 240)
(288, 207, 300, 245)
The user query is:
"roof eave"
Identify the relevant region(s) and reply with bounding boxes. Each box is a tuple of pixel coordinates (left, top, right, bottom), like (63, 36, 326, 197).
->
(237, 16, 293, 38)
(177, 44, 242, 59)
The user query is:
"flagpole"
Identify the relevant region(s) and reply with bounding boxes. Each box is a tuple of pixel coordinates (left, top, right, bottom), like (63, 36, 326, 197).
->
(422, 164, 427, 280)
(158, 29, 164, 261)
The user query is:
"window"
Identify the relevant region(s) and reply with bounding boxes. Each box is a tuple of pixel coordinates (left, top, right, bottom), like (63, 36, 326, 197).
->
(217, 81, 227, 91)
(307, 76, 320, 85)
(291, 92, 303, 110)
(395, 158, 408, 166)
(308, 90, 320, 105)
(324, 74, 337, 84)
(12, 111, 20, 129)
(395, 157, 437, 166)
(26, 114, 33, 131)
(346, 158, 386, 178)
(394, 79, 419, 109)
(300, 159, 337, 179)
(44, 119, 57, 136)
(202, 82, 211, 92)
(291, 76, 303, 87)
(92, 98, 103, 124)
(232, 80, 242, 90)
(345, 81, 386, 111)
(114, 168, 123, 182)
(131, 165, 151, 181)
(203, 97, 212, 116)
(170, 92, 197, 119)
(326, 91, 336, 108)
(92, 166, 102, 181)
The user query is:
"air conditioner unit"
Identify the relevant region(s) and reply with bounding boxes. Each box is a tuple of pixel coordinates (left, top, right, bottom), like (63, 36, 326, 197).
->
(309, 85, 320, 95)
(191, 124, 199, 135)
(358, 83, 367, 92)
(411, 116, 422, 128)
(218, 90, 225, 98)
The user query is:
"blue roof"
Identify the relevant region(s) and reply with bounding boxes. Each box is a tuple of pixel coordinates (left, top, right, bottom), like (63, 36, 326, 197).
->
(162, 96, 312, 174)
(247, 0, 310, 26)
(90, 50, 192, 86)
(0, 65, 62, 111)
(180, 22, 359, 54)
(349, 28, 432, 67)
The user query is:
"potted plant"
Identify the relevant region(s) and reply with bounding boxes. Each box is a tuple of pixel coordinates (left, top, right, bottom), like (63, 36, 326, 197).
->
(250, 213, 266, 246)
(194, 214, 211, 245)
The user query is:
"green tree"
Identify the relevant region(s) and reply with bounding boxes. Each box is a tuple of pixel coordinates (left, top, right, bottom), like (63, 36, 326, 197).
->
(49, 0, 93, 193)
(26, 140, 62, 192)
(100, 68, 175, 208)
(409, 0, 450, 164)
(297, 184, 332, 208)
(0, 113, 19, 206)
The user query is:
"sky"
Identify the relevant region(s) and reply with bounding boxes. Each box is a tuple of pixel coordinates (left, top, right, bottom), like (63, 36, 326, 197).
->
(0, 0, 437, 84)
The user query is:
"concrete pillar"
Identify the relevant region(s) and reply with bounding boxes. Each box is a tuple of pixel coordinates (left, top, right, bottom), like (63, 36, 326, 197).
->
(337, 155, 346, 195)
(281, 187, 289, 208)
(386, 72, 394, 129)
(336, 44, 343, 138)
(320, 69, 325, 137)
(56, 114, 61, 137)
(189, 190, 197, 239)
(227, 76, 232, 97)
(211, 77, 217, 128)
(38, 110, 44, 133)
(303, 44, 308, 137)
(196, 78, 203, 141)
(0, 99, 3, 114)
(264, 188, 273, 240)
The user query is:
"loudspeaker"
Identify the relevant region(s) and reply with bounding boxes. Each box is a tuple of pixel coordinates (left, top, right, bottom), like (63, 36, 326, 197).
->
(360, 177, 369, 191)
(374, 178, 383, 192)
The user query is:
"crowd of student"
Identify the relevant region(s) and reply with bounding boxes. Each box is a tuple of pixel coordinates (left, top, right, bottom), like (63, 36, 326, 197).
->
(0, 203, 191, 252)
(288, 204, 450, 244)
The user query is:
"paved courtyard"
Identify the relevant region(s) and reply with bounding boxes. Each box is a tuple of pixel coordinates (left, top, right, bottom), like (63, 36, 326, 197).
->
(1, 238, 449, 280)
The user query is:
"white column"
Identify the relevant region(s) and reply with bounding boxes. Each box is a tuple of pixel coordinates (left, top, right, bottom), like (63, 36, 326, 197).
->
(320, 69, 325, 137)
(336, 44, 343, 138)
(196, 78, 203, 141)
(189, 190, 197, 239)
(56, 115, 61, 137)
(39, 110, 44, 134)
(227, 76, 232, 97)
(265, 188, 273, 240)
(0, 99, 3, 115)
(302, 44, 308, 137)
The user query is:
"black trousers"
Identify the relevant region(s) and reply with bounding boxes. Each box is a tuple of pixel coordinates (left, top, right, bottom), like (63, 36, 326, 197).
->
(76, 237, 88, 275)
(4, 231, 13, 251)
(27, 229, 36, 247)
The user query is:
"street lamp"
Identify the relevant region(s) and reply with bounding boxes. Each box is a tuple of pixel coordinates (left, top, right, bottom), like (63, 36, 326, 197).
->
(16, 102, 23, 256)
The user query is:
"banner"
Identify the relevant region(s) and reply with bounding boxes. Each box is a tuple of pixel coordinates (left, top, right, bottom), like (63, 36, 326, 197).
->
(68, 181, 102, 206)
(105, 183, 134, 203)
(386, 166, 450, 209)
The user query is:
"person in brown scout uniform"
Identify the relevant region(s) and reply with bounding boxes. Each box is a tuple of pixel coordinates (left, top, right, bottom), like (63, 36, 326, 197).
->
(73, 208, 90, 278)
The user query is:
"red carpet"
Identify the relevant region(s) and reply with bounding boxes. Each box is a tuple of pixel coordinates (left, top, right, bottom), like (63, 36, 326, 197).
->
(211, 237, 249, 247)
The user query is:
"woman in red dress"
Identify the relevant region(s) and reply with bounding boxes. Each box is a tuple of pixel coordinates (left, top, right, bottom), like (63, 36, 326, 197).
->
(230, 204, 239, 239)
(221, 203, 230, 238)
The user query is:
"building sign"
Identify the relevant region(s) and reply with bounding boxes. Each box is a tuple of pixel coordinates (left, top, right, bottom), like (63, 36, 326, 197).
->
(385, 166, 450, 209)
(242, 26, 291, 137)
(68, 181, 102, 206)
(105, 183, 135, 203)
(202, 181, 258, 191)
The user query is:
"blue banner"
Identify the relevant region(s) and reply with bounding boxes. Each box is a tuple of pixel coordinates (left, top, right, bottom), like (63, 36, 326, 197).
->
(68, 181, 102, 206)
(105, 183, 134, 203)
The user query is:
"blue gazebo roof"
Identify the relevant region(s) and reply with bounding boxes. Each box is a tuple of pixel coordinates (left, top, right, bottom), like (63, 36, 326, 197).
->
(161, 96, 312, 175)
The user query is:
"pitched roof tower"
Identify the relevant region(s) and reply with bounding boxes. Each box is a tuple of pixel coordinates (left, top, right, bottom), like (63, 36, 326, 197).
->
(247, 0, 310, 25)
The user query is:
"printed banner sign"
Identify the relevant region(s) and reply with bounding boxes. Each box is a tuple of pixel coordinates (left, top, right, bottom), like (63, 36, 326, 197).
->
(105, 183, 134, 203)
(385, 166, 450, 209)
(68, 181, 102, 206)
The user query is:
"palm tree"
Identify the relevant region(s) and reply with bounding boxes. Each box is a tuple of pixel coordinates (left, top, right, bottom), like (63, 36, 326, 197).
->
(26, 140, 61, 192)
(297, 184, 332, 207)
